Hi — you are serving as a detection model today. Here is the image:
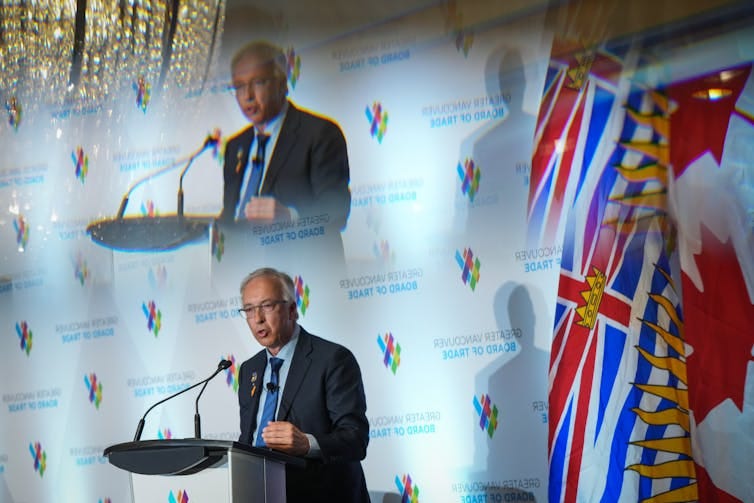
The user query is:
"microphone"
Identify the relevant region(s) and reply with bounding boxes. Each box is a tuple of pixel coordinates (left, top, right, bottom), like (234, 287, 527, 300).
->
(115, 130, 221, 220)
(132, 359, 232, 442)
(177, 128, 222, 217)
(194, 358, 232, 438)
(266, 382, 279, 393)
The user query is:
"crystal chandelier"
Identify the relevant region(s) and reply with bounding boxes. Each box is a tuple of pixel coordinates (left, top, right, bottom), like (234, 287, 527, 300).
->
(0, 0, 225, 114)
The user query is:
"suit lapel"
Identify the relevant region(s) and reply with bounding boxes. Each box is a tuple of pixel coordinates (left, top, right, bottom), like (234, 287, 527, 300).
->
(260, 103, 300, 194)
(247, 354, 267, 436)
(278, 328, 312, 420)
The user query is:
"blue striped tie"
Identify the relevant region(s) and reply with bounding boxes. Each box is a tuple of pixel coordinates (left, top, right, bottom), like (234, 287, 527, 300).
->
(255, 356, 283, 447)
(237, 133, 270, 220)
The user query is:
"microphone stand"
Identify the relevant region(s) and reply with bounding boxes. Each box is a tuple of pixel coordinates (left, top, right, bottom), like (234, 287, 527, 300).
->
(116, 134, 218, 220)
(178, 136, 218, 218)
(194, 359, 232, 438)
(133, 359, 231, 442)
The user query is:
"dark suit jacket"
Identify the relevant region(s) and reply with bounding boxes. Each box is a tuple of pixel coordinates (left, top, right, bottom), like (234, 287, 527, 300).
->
(238, 328, 370, 503)
(219, 102, 351, 230)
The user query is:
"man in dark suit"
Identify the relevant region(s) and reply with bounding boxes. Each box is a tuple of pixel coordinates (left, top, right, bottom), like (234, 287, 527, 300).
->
(236, 267, 370, 502)
(218, 40, 351, 233)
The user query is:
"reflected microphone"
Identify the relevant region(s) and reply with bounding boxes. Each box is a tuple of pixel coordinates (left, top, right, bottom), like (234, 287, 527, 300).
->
(266, 382, 279, 392)
(177, 128, 222, 217)
(115, 130, 221, 220)
(132, 359, 232, 442)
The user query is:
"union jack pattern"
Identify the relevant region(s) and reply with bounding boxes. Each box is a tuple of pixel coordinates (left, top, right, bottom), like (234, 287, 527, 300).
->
(529, 37, 701, 502)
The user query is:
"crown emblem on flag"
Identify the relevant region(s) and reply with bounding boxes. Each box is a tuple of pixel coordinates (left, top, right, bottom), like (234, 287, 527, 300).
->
(576, 267, 606, 329)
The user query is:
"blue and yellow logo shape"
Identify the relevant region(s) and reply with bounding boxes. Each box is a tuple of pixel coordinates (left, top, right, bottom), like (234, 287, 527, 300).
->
(457, 158, 480, 202)
(16, 321, 33, 356)
(286, 47, 302, 89)
(212, 225, 225, 263)
(148, 264, 168, 289)
(85, 373, 103, 409)
(140, 200, 159, 217)
(377, 332, 401, 375)
(455, 248, 480, 291)
(168, 489, 188, 503)
(72, 146, 88, 183)
(74, 252, 90, 286)
(294, 275, 310, 316)
(6, 97, 21, 130)
(473, 393, 499, 438)
(365, 102, 388, 143)
(29, 441, 46, 477)
(225, 354, 240, 393)
(142, 300, 162, 337)
(395, 473, 419, 502)
(14, 215, 29, 250)
(134, 76, 151, 113)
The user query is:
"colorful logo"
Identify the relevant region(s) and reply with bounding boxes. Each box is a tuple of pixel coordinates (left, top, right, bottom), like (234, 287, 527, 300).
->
(395, 473, 419, 503)
(457, 158, 481, 202)
(148, 264, 168, 289)
(16, 321, 33, 356)
(373, 240, 395, 264)
(71, 146, 88, 183)
(140, 200, 158, 217)
(14, 215, 29, 250)
(6, 97, 21, 130)
(99, 498, 112, 503)
(74, 252, 90, 286)
(455, 248, 480, 291)
(225, 354, 239, 393)
(84, 373, 103, 409)
(212, 225, 225, 263)
(445, 0, 474, 57)
(168, 490, 189, 503)
(377, 332, 401, 374)
(158, 428, 172, 440)
(365, 102, 388, 143)
(142, 300, 162, 337)
(286, 47, 301, 89)
(294, 275, 310, 316)
(207, 127, 222, 159)
(473, 393, 499, 438)
(134, 76, 151, 113)
(29, 441, 46, 477)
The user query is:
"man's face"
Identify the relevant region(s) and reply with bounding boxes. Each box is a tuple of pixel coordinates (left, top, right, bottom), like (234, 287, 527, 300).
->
(231, 54, 287, 128)
(241, 275, 297, 355)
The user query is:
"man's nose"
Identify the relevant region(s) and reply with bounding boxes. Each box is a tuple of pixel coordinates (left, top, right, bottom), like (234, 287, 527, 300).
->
(242, 83, 256, 102)
(252, 306, 265, 322)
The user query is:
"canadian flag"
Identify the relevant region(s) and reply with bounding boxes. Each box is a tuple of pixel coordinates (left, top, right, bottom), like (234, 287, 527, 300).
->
(668, 63, 754, 503)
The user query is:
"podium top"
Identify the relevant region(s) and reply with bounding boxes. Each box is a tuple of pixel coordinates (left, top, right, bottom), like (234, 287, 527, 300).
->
(104, 439, 305, 475)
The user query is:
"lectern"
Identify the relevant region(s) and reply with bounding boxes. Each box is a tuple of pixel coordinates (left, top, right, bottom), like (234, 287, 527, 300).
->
(104, 439, 305, 503)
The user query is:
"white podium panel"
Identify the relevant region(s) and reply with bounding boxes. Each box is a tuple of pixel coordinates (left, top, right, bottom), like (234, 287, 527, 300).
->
(130, 450, 286, 503)
(106, 440, 297, 503)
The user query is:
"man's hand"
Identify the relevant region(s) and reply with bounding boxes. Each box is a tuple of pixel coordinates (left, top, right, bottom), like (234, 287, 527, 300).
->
(260, 421, 310, 456)
(244, 196, 292, 221)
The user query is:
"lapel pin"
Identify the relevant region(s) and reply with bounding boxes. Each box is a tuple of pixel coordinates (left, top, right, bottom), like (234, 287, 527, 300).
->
(235, 147, 243, 173)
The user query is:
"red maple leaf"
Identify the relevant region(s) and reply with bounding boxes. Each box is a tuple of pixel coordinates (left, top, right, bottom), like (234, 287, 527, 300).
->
(668, 64, 751, 177)
(682, 224, 754, 423)
(694, 463, 741, 503)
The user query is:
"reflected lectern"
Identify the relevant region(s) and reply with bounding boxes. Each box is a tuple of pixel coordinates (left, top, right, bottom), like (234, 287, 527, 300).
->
(104, 439, 304, 503)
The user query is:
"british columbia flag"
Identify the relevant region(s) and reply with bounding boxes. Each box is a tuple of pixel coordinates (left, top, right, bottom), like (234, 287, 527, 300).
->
(529, 34, 754, 502)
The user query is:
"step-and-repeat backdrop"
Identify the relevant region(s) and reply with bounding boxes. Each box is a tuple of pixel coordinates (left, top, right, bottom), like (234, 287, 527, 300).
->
(0, 3, 561, 502)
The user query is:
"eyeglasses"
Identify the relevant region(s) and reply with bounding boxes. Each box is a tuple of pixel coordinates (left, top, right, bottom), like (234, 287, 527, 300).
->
(237, 300, 289, 318)
(229, 78, 273, 95)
